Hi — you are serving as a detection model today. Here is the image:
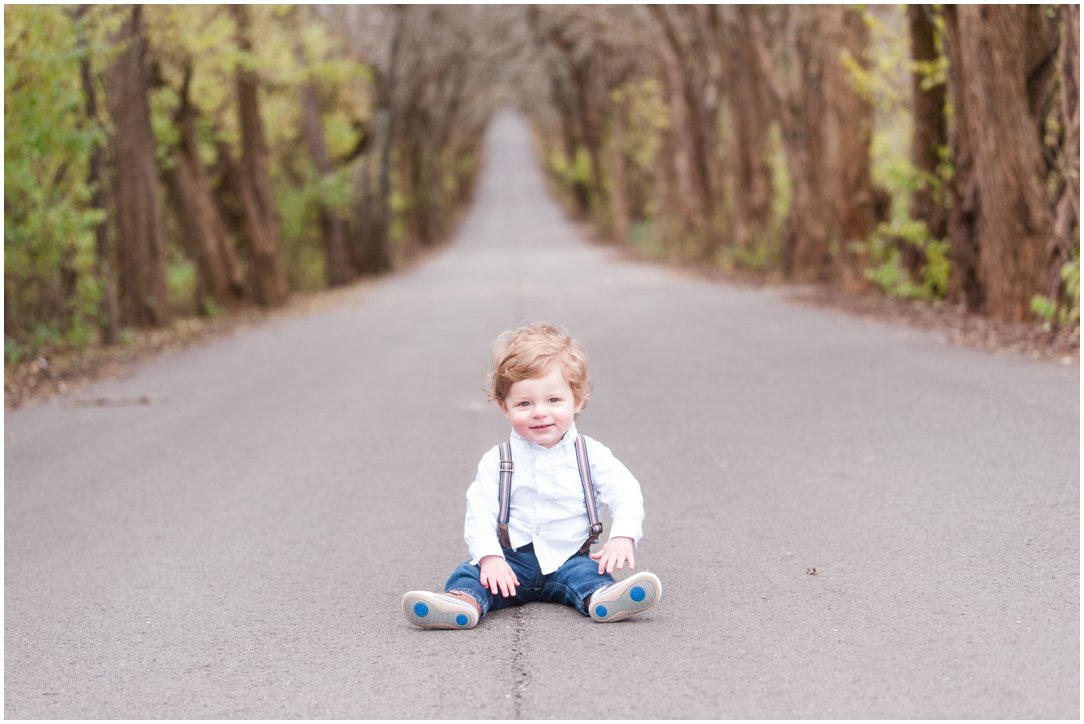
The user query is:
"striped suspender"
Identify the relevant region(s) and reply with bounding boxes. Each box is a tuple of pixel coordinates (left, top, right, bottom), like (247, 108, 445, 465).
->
(574, 436, 605, 548)
(496, 435, 604, 552)
(497, 442, 514, 548)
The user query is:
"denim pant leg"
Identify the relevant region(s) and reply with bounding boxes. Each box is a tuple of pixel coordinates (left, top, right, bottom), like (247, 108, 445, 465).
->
(538, 552, 615, 616)
(444, 545, 543, 618)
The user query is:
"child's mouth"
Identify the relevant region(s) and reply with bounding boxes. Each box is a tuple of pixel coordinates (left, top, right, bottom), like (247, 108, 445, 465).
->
(530, 424, 554, 431)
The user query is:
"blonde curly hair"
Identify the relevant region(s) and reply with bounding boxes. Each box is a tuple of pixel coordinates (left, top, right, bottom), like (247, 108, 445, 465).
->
(486, 322, 592, 411)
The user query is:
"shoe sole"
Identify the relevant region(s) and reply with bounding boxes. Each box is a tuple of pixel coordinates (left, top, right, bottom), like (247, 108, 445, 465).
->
(402, 591, 478, 630)
(590, 572, 661, 622)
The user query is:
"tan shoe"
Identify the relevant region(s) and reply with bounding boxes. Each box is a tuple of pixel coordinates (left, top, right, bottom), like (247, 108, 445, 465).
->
(588, 572, 661, 622)
(402, 591, 479, 629)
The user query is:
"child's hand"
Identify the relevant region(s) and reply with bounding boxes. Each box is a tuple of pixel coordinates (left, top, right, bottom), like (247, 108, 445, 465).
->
(479, 555, 520, 598)
(590, 536, 636, 575)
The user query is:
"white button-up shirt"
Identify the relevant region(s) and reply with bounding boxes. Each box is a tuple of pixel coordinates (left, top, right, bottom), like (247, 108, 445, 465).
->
(464, 423, 645, 574)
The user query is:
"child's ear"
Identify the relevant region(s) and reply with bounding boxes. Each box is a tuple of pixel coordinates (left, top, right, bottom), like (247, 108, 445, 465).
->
(497, 399, 510, 417)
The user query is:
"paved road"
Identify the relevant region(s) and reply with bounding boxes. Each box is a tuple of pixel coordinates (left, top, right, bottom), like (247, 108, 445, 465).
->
(5, 110, 1079, 719)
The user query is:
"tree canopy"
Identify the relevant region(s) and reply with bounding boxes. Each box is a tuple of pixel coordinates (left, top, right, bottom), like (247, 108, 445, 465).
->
(4, 5, 1079, 363)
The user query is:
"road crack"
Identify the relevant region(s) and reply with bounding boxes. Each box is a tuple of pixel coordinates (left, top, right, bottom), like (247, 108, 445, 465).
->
(510, 607, 529, 718)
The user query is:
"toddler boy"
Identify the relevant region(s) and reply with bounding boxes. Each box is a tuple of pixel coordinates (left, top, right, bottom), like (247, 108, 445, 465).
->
(402, 322, 661, 629)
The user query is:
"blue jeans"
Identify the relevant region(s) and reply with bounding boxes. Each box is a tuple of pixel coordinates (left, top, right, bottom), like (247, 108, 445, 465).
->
(445, 543, 614, 618)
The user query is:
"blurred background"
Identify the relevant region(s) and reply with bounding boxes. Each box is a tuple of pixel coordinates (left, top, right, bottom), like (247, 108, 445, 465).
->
(4, 4, 1080, 400)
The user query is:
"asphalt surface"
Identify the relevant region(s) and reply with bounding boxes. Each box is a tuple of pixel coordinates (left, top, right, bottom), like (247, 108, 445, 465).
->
(5, 110, 1080, 719)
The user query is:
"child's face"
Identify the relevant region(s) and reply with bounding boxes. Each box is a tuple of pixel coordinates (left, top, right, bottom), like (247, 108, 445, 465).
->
(500, 365, 583, 448)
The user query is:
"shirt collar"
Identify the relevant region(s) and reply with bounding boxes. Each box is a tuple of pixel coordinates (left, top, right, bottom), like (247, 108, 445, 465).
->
(510, 422, 579, 453)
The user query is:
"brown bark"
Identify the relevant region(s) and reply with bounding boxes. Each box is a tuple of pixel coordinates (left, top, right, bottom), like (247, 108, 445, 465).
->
(570, 57, 607, 213)
(547, 73, 591, 216)
(726, 7, 775, 253)
(942, 6, 983, 311)
(907, 4, 948, 278)
(219, 144, 288, 308)
(162, 67, 245, 313)
(651, 72, 684, 255)
(544, 21, 602, 216)
(76, 5, 119, 344)
(230, 5, 288, 306)
(559, 101, 589, 214)
(296, 40, 354, 287)
(105, 5, 171, 327)
(1050, 4, 1079, 319)
(654, 14, 698, 234)
(537, 48, 588, 213)
(394, 6, 469, 249)
(651, 5, 718, 252)
(680, 6, 722, 247)
(403, 123, 435, 247)
(821, 6, 880, 292)
(351, 5, 404, 275)
(352, 159, 392, 275)
(749, 6, 831, 282)
(956, 5, 1054, 321)
(397, 73, 433, 249)
(607, 100, 630, 244)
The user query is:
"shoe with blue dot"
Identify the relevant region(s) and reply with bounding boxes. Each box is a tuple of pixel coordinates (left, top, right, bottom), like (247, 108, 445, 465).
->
(589, 571, 662, 623)
(402, 591, 479, 630)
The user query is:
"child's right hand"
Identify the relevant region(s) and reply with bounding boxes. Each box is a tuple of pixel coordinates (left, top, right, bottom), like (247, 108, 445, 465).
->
(479, 555, 520, 598)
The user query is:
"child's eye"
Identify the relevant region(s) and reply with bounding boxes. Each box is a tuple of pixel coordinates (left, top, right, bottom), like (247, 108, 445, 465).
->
(517, 401, 531, 407)
(548, 397, 561, 404)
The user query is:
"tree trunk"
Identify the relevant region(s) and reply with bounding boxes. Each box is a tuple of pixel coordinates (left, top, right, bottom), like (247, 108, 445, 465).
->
(230, 5, 288, 306)
(570, 58, 607, 215)
(607, 100, 630, 245)
(404, 124, 435, 247)
(525, 10, 592, 217)
(296, 42, 354, 287)
(162, 68, 245, 314)
(750, 6, 832, 282)
(655, 18, 698, 236)
(956, 5, 1053, 321)
(541, 68, 590, 215)
(942, 6, 983, 311)
(558, 81, 591, 216)
(218, 145, 287, 307)
(821, 6, 880, 291)
(680, 7, 722, 253)
(651, 5, 717, 253)
(76, 5, 119, 344)
(727, 7, 775, 253)
(1050, 4, 1079, 321)
(906, 5, 948, 277)
(352, 156, 392, 275)
(651, 72, 684, 255)
(351, 5, 404, 276)
(105, 5, 171, 327)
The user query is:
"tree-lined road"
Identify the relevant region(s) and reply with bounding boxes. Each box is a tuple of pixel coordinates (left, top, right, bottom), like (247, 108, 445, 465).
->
(5, 111, 1078, 718)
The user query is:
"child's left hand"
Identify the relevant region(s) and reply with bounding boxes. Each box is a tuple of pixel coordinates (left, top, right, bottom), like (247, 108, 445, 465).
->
(590, 536, 636, 575)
